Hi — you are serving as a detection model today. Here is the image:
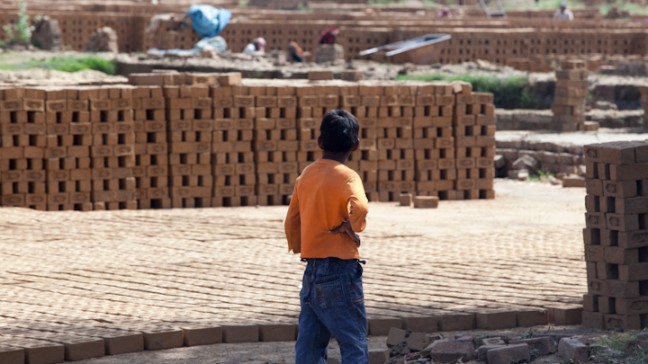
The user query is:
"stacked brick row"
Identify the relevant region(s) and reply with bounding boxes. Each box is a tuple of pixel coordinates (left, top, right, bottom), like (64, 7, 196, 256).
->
(552, 60, 588, 132)
(165, 85, 213, 208)
(0, 78, 497, 210)
(252, 85, 300, 206)
(413, 83, 455, 200)
(641, 86, 648, 130)
(340, 84, 379, 202)
(211, 78, 257, 207)
(87, 87, 138, 210)
(583, 140, 648, 330)
(453, 85, 497, 200)
(133, 86, 170, 209)
(44, 88, 93, 211)
(0, 88, 47, 210)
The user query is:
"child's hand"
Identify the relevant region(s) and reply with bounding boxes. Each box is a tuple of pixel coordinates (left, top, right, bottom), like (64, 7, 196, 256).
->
(329, 220, 361, 247)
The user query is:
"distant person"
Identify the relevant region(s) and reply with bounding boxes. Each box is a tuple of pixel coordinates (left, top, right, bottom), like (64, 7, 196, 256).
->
(554, 2, 574, 20)
(288, 41, 307, 62)
(319, 27, 339, 45)
(437, 7, 452, 18)
(285, 109, 369, 363)
(243, 37, 266, 55)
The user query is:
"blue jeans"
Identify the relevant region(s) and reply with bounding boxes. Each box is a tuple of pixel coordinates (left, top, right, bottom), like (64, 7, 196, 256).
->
(295, 258, 368, 364)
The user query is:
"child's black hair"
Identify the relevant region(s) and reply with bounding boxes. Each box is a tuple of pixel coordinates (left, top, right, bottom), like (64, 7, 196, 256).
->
(319, 109, 359, 153)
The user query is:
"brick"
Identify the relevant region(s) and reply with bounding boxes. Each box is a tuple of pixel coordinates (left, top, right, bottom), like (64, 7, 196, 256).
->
(104, 333, 144, 355)
(603, 180, 637, 198)
(558, 337, 589, 363)
(550, 306, 582, 325)
(615, 197, 648, 214)
(402, 316, 438, 333)
(22, 340, 65, 364)
(368, 349, 389, 364)
(143, 328, 184, 350)
(406, 332, 431, 351)
(368, 318, 402, 336)
(516, 310, 548, 327)
(0, 346, 24, 364)
(427, 339, 475, 363)
(308, 71, 333, 81)
(182, 326, 222, 346)
(609, 163, 648, 181)
(399, 193, 412, 206)
(386, 327, 407, 347)
(511, 336, 556, 356)
(476, 344, 506, 362)
(413, 196, 439, 208)
(64, 338, 105, 361)
(438, 314, 475, 331)
(258, 324, 296, 342)
(222, 325, 259, 343)
(476, 311, 516, 330)
(486, 343, 530, 364)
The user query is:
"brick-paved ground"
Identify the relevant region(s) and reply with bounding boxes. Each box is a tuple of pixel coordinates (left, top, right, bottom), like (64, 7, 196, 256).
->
(0, 180, 585, 354)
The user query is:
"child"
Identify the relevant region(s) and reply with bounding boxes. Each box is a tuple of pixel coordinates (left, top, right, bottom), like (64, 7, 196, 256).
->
(284, 109, 369, 363)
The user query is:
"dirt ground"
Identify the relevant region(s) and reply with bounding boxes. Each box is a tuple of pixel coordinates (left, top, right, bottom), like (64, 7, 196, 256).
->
(1, 179, 594, 363)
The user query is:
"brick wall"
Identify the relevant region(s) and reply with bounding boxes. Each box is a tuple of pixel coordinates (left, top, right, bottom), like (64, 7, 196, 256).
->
(582, 141, 648, 330)
(0, 73, 495, 211)
(1, 6, 646, 70)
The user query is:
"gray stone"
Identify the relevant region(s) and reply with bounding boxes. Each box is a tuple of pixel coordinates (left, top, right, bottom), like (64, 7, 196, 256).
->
(406, 332, 430, 351)
(486, 343, 531, 364)
(512, 336, 556, 357)
(512, 154, 539, 172)
(476, 344, 506, 362)
(482, 337, 506, 346)
(426, 339, 475, 363)
(31, 16, 62, 51)
(86, 27, 118, 53)
(368, 349, 389, 364)
(508, 169, 529, 181)
(494, 154, 506, 169)
(558, 337, 589, 363)
(387, 327, 407, 348)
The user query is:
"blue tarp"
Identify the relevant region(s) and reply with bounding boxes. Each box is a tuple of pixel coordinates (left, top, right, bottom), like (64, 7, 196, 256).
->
(187, 5, 231, 39)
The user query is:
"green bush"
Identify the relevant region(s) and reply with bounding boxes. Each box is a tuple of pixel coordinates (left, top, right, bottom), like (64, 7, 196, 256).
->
(397, 73, 547, 109)
(41, 56, 116, 75)
(2, 0, 31, 46)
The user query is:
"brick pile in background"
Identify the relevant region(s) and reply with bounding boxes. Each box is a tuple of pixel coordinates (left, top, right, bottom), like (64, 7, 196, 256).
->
(582, 140, 648, 330)
(551, 60, 598, 132)
(641, 86, 648, 130)
(0, 73, 496, 211)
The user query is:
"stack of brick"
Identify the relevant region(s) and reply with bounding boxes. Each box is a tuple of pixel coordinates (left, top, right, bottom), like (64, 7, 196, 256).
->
(0, 76, 498, 210)
(0, 88, 47, 210)
(133, 86, 169, 209)
(641, 86, 648, 130)
(552, 60, 591, 132)
(374, 84, 416, 202)
(582, 140, 648, 330)
(453, 84, 497, 200)
(89, 87, 137, 210)
(45, 87, 93, 211)
(413, 83, 456, 200)
(211, 79, 257, 207)
(254, 85, 299, 206)
(165, 85, 213, 208)
(343, 84, 378, 202)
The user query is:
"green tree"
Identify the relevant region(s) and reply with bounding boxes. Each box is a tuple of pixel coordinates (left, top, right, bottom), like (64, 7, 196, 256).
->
(3, 1, 32, 46)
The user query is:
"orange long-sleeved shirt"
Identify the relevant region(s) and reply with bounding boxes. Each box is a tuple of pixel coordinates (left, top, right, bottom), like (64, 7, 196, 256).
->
(284, 158, 368, 259)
